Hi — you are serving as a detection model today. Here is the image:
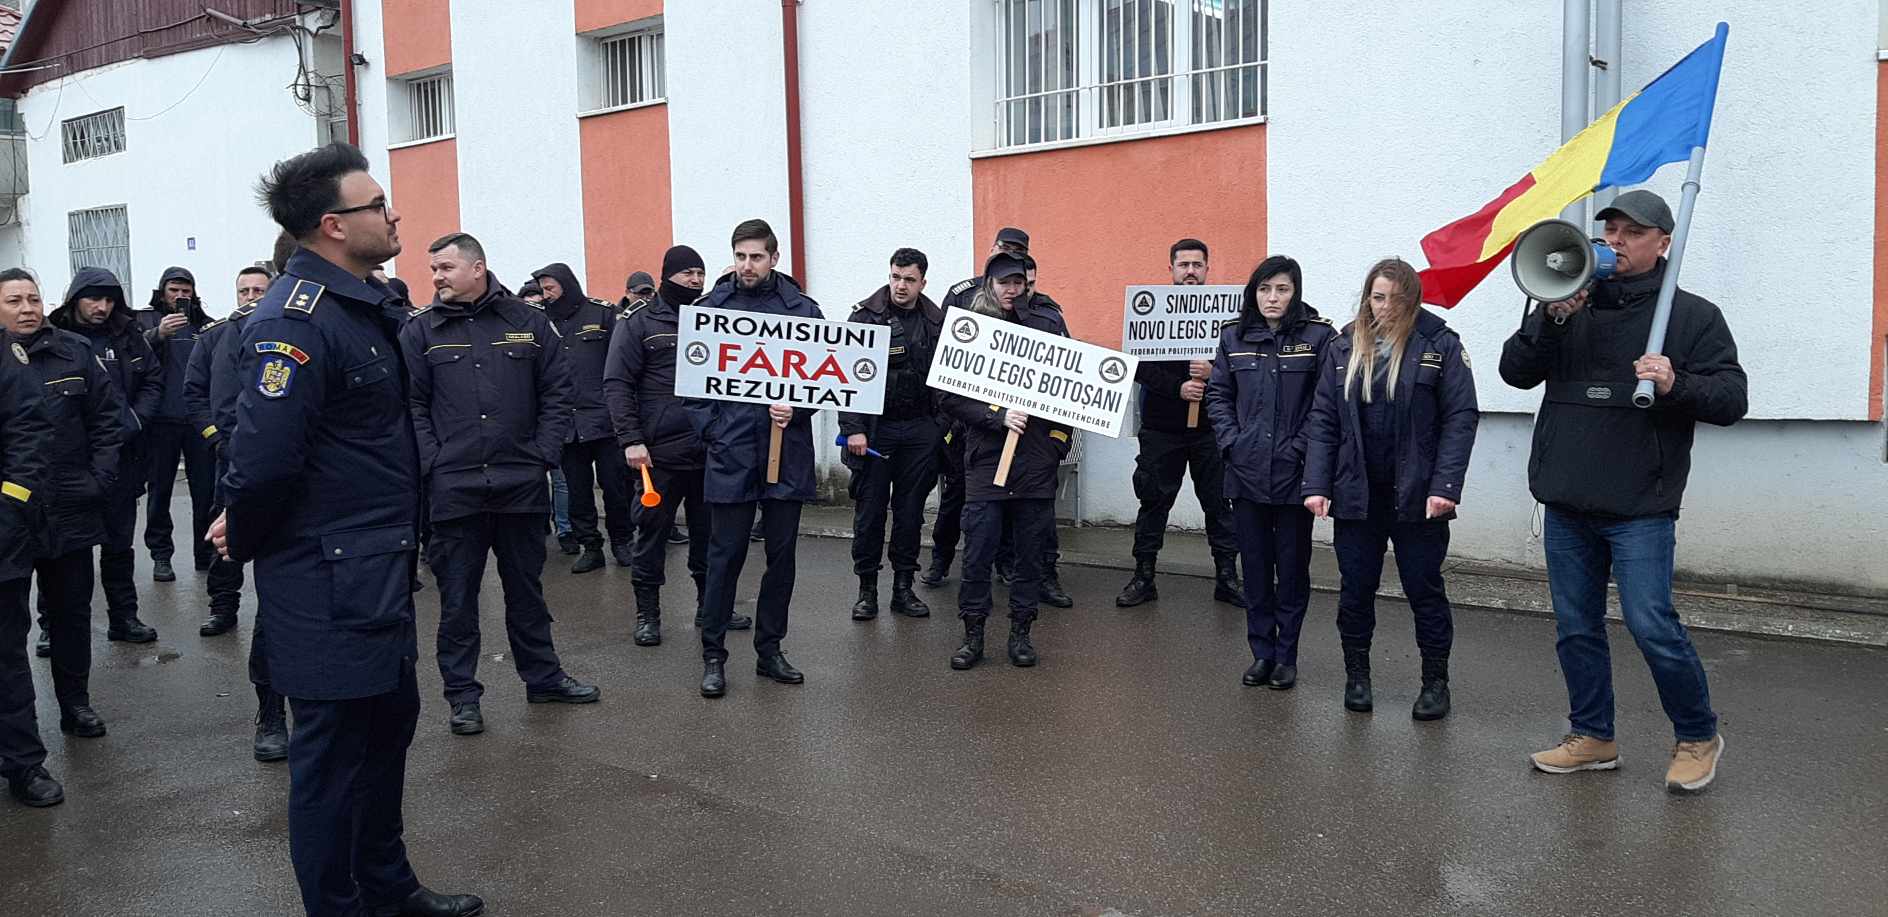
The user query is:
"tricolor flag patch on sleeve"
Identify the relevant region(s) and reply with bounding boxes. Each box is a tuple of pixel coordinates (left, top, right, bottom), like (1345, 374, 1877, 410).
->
(255, 341, 311, 364)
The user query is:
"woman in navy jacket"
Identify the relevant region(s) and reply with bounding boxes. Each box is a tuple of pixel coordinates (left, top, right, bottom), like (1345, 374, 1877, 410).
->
(1301, 258, 1478, 721)
(1205, 256, 1336, 692)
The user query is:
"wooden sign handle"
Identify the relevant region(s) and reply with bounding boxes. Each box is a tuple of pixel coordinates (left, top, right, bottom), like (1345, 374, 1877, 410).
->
(767, 422, 783, 484)
(992, 429, 1020, 487)
(1186, 402, 1201, 428)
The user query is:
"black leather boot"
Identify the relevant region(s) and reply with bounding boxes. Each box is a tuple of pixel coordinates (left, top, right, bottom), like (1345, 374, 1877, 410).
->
(1213, 555, 1244, 605)
(949, 620, 985, 670)
(889, 571, 930, 617)
(850, 575, 879, 620)
(8, 766, 63, 807)
(199, 610, 238, 637)
(1412, 657, 1451, 721)
(920, 551, 952, 587)
(1039, 568, 1073, 608)
(107, 615, 157, 643)
(700, 660, 727, 698)
(633, 585, 662, 647)
(1007, 620, 1039, 667)
(1116, 558, 1158, 607)
(1343, 646, 1374, 713)
(59, 705, 106, 738)
(254, 688, 289, 762)
(571, 545, 605, 574)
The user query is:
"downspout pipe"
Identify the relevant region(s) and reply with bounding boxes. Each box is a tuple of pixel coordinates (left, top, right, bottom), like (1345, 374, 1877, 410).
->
(781, 0, 807, 291)
(1560, 0, 1590, 224)
(1590, 0, 1623, 223)
(342, 0, 360, 146)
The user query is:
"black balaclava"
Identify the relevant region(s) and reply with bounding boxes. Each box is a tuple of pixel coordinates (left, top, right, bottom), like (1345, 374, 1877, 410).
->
(659, 245, 706, 307)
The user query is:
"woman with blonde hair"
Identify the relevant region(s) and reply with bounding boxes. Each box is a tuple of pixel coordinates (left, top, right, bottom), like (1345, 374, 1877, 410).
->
(1300, 258, 1479, 720)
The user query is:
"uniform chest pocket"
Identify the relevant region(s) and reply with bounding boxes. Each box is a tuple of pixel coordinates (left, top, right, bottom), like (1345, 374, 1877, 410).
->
(1415, 363, 1443, 386)
(575, 330, 608, 345)
(500, 345, 535, 361)
(344, 356, 396, 390)
(425, 345, 471, 368)
(320, 523, 417, 631)
(47, 376, 89, 398)
(1228, 354, 1265, 373)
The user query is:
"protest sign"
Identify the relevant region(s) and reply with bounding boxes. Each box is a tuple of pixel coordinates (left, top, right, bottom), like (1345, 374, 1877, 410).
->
(1121, 284, 1243, 426)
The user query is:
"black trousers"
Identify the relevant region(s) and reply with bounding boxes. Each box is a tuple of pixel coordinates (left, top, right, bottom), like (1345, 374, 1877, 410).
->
(427, 513, 566, 706)
(560, 438, 633, 549)
(287, 658, 422, 917)
(1333, 484, 1454, 661)
(928, 423, 965, 565)
(997, 508, 1060, 574)
(1131, 426, 1238, 563)
(850, 417, 940, 576)
(701, 500, 800, 663)
(1233, 500, 1315, 665)
(99, 488, 140, 620)
(959, 498, 1054, 624)
(0, 575, 47, 779)
(143, 420, 217, 568)
(631, 465, 709, 589)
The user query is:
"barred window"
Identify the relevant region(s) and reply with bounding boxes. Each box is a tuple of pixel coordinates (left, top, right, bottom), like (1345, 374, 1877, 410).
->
(61, 108, 126, 163)
(392, 72, 454, 144)
(598, 29, 665, 110)
(68, 205, 132, 289)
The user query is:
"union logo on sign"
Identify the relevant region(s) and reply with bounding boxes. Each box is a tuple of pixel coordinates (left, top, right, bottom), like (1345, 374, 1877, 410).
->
(952, 316, 979, 343)
(1131, 291, 1156, 316)
(853, 359, 877, 382)
(685, 342, 710, 365)
(1099, 357, 1128, 384)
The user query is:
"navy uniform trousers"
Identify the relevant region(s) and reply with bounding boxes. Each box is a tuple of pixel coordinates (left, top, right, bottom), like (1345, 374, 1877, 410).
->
(927, 423, 965, 568)
(1131, 426, 1239, 563)
(427, 512, 567, 705)
(631, 465, 710, 593)
(850, 417, 940, 576)
(210, 453, 263, 685)
(1233, 501, 1315, 665)
(1333, 484, 1455, 661)
(959, 498, 1055, 623)
(43, 488, 144, 633)
(0, 552, 93, 781)
(700, 499, 800, 663)
(143, 419, 217, 569)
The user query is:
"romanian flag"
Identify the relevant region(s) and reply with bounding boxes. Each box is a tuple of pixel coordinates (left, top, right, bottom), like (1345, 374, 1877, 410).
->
(1417, 23, 1729, 306)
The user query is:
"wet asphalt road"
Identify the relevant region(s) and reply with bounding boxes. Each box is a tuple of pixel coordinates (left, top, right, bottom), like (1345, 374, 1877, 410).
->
(1, 511, 1885, 916)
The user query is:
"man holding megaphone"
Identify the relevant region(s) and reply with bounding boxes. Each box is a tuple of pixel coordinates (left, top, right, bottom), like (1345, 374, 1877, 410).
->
(1498, 189, 1747, 795)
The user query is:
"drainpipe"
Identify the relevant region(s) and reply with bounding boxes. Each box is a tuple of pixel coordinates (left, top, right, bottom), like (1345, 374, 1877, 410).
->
(1560, 0, 1590, 224)
(1589, 0, 1623, 223)
(781, 0, 807, 290)
(342, 0, 360, 146)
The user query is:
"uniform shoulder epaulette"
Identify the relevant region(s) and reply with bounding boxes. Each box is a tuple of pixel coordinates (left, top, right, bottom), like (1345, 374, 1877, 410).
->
(201, 317, 228, 332)
(620, 300, 646, 319)
(949, 279, 977, 296)
(1308, 315, 1333, 325)
(409, 305, 433, 317)
(284, 279, 325, 320)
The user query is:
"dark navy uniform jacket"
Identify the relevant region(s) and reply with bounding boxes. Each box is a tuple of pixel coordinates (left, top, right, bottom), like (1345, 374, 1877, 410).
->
(940, 294, 1075, 503)
(603, 293, 702, 471)
(399, 280, 573, 523)
(0, 340, 56, 582)
(18, 327, 125, 557)
(533, 263, 617, 445)
(1300, 310, 1480, 523)
(684, 272, 823, 503)
(221, 248, 421, 702)
(184, 303, 259, 451)
(1204, 305, 1336, 505)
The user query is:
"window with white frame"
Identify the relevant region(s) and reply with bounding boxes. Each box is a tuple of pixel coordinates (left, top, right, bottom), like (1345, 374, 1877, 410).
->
(988, 0, 1265, 150)
(68, 205, 132, 288)
(391, 71, 454, 144)
(61, 108, 126, 163)
(580, 22, 666, 114)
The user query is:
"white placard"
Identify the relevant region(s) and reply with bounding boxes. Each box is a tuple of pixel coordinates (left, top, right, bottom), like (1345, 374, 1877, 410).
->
(1120, 284, 1244, 360)
(926, 307, 1139, 438)
(675, 305, 889, 412)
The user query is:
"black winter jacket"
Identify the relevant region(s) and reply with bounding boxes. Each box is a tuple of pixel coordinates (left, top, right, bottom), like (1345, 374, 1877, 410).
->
(1205, 305, 1337, 505)
(838, 285, 943, 450)
(135, 270, 213, 423)
(0, 338, 56, 581)
(604, 294, 701, 470)
(534, 263, 618, 444)
(941, 295, 1075, 502)
(184, 304, 256, 455)
(17, 327, 125, 556)
(50, 268, 162, 478)
(1301, 310, 1480, 522)
(1499, 258, 1746, 518)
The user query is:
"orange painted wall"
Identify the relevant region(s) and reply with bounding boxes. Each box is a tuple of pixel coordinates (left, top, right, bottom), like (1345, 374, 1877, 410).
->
(389, 139, 461, 284)
(971, 125, 1267, 349)
(575, 0, 661, 34)
(579, 105, 673, 300)
(383, 0, 452, 76)
(1873, 62, 1887, 421)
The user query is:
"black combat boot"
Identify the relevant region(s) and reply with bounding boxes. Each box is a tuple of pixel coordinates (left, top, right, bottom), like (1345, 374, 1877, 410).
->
(1213, 555, 1244, 605)
(850, 575, 880, 621)
(1039, 567, 1073, 608)
(1412, 657, 1451, 722)
(633, 585, 662, 647)
(107, 614, 157, 643)
(1115, 557, 1158, 607)
(889, 571, 930, 617)
(199, 610, 238, 637)
(571, 545, 605, 574)
(1343, 646, 1374, 713)
(1007, 619, 1039, 667)
(920, 550, 952, 587)
(254, 688, 289, 762)
(949, 619, 986, 670)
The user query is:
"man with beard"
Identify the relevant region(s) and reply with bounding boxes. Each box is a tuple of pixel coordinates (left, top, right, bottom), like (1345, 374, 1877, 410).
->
(209, 143, 482, 916)
(533, 263, 634, 572)
(136, 266, 218, 581)
(1115, 239, 1243, 608)
(44, 268, 162, 647)
(403, 234, 599, 738)
(606, 245, 752, 646)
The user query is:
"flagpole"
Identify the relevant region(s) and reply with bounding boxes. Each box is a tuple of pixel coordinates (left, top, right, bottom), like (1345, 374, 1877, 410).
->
(1632, 144, 1706, 408)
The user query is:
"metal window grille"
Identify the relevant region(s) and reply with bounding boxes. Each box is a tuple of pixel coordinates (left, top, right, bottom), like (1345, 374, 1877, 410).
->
(403, 73, 454, 143)
(599, 29, 665, 110)
(61, 108, 126, 163)
(68, 205, 131, 288)
(992, 0, 1265, 150)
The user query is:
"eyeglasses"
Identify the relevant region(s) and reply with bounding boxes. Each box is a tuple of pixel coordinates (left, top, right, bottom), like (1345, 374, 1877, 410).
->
(327, 199, 389, 217)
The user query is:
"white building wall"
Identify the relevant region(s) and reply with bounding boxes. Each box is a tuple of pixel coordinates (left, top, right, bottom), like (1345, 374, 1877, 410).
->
(352, 0, 393, 221)
(14, 38, 319, 316)
(447, 0, 589, 285)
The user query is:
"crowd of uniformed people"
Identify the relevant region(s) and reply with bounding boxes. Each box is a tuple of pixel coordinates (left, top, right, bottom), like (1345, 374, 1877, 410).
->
(0, 144, 1744, 915)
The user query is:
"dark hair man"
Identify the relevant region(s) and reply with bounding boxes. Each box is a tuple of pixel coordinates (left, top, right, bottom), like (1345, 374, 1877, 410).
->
(1501, 189, 1746, 794)
(1115, 238, 1243, 608)
(208, 142, 483, 917)
(530, 262, 634, 572)
(45, 267, 162, 647)
(686, 218, 823, 698)
(605, 244, 752, 646)
(0, 268, 96, 806)
(403, 234, 599, 738)
(183, 263, 283, 761)
(840, 247, 943, 621)
(135, 266, 217, 582)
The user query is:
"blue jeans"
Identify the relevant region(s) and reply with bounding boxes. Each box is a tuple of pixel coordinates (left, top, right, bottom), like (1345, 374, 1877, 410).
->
(1544, 507, 1717, 742)
(550, 469, 572, 537)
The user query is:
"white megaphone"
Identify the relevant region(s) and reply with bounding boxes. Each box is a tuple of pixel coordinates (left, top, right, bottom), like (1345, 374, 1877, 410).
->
(1510, 218, 1617, 302)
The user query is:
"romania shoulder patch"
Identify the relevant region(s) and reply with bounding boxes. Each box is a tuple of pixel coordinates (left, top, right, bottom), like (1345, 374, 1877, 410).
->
(255, 341, 311, 365)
